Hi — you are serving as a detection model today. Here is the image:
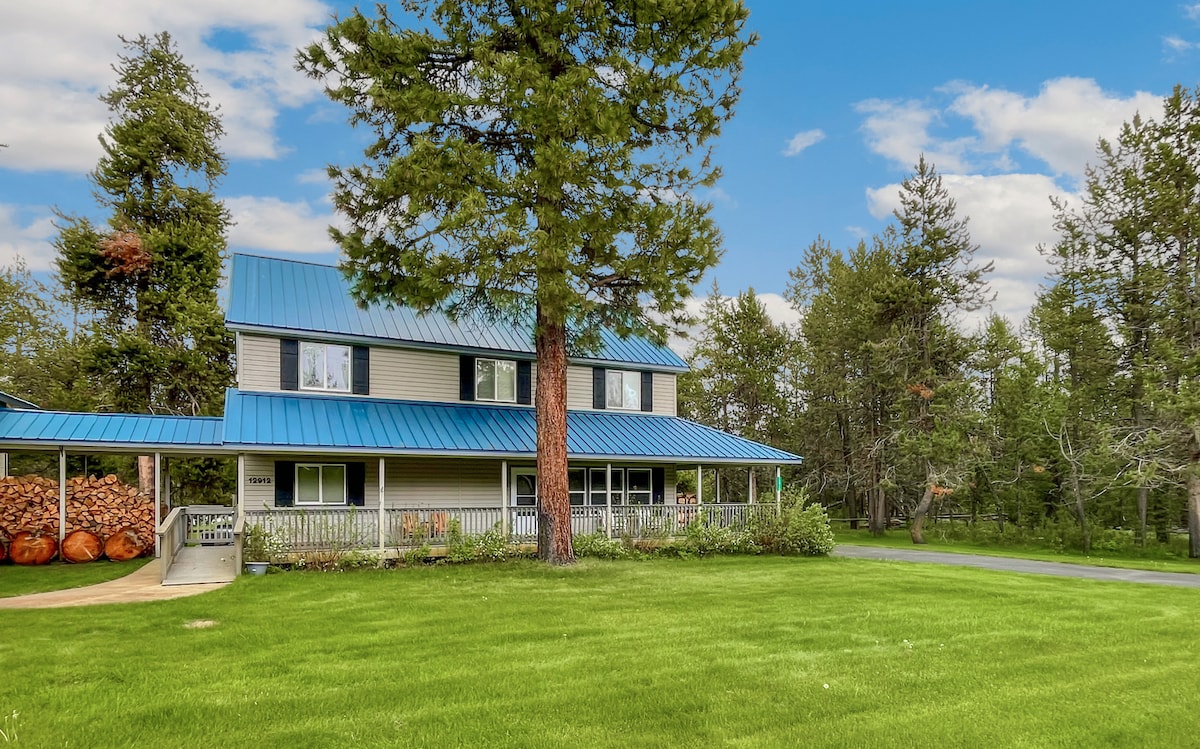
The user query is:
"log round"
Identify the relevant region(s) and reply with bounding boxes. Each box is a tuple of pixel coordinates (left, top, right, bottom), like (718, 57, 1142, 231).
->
(0, 532, 7, 563)
(10, 531, 58, 565)
(61, 529, 104, 563)
(104, 526, 147, 561)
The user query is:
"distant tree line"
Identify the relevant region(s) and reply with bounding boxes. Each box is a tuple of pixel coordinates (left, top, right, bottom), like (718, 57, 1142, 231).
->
(681, 86, 1200, 556)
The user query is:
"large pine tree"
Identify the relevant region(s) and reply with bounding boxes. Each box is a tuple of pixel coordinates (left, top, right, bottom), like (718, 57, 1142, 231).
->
(299, 0, 754, 563)
(55, 32, 234, 499)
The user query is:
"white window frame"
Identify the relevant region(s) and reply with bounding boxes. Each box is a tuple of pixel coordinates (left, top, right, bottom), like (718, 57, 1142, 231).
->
(605, 369, 642, 410)
(295, 463, 347, 506)
(626, 468, 652, 505)
(299, 341, 352, 393)
(476, 358, 518, 403)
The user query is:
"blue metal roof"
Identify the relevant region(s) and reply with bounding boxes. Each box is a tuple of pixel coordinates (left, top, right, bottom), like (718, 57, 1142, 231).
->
(223, 390, 801, 464)
(0, 409, 225, 452)
(226, 253, 689, 371)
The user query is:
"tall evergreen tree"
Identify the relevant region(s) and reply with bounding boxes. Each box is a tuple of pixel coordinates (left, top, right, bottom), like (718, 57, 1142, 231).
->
(298, 0, 754, 563)
(55, 32, 234, 499)
(884, 157, 992, 543)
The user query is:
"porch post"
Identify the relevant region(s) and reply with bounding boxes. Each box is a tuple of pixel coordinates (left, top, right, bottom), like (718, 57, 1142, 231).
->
(154, 452, 162, 557)
(716, 470, 721, 503)
(775, 466, 782, 514)
(696, 465, 703, 506)
(58, 447, 66, 545)
(163, 457, 172, 511)
(748, 467, 754, 504)
(236, 453, 246, 516)
(0, 452, 8, 478)
(605, 463, 613, 539)
(378, 457, 386, 551)
(501, 460, 509, 540)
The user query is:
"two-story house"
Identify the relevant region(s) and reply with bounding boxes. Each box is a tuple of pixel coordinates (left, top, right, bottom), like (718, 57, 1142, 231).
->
(223, 254, 801, 544)
(0, 252, 802, 574)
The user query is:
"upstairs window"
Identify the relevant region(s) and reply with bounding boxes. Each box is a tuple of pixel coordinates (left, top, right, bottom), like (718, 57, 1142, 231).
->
(605, 370, 642, 410)
(476, 358, 517, 402)
(300, 342, 351, 392)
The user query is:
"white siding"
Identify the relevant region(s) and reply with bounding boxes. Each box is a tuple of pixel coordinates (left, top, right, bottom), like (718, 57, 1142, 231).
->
(239, 335, 280, 392)
(240, 454, 676, 508)
(236, 334, 678, 415)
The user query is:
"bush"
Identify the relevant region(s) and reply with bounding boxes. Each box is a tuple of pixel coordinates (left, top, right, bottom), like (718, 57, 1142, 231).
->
(749, 489, 835, 556)
(573, 531, 637, 560)
(446, 519, 512, 563)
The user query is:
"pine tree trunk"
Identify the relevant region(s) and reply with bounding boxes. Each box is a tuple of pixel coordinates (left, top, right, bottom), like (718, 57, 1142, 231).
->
(137, 455, 155, 498)
(1071, 469, 1090, 555)
(534, 306, 574, 565)
(1136, 486, 1148, 547)
(869, 485, 885, 536)
(909, 484, 934, 544)
(1189, 471, 1200, 559)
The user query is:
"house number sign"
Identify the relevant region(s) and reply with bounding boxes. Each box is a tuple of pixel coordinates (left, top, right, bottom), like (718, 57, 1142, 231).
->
(248, 476, 273, 485)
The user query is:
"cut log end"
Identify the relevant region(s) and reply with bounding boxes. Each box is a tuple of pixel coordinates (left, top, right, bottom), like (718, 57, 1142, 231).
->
(10, 531, 58, 565)
(62, 529, 104, 564)
(104, 526, 148, 561)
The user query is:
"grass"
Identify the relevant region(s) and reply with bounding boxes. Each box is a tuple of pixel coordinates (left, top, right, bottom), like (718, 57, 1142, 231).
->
(0, 558, 150, 598)
(2, 556, 1200, 747)
(834, 526, 1200, 574)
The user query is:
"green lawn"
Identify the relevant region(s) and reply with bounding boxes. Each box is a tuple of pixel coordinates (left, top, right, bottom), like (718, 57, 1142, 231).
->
(834, 527, 1200, 574)
(0, 558, 150, 598)
(1, 556, 1198, 747)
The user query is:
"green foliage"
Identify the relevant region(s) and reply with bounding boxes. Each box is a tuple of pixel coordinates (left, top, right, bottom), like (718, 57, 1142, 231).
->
(445, 518, 512, 563)
(242, 524, 287, 564)
(572, 532, 636, 560)
(55, 32, 233, 423)
(747, 490, 836, 556)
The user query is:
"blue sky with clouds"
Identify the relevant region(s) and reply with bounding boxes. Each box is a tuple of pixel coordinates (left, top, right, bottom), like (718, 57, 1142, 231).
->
(2, 1, 1198, 333)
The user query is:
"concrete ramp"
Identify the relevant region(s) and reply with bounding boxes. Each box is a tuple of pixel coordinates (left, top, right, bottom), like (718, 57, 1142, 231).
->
(163, 545, 237, 586)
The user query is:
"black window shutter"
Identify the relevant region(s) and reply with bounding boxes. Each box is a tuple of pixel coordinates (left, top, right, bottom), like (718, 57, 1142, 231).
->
(517, 360, 532, 405)
(652, 467, 665, 504)
(460, 356, 476, 401)
(352, 346, 370, 395)
(346, 462, 366, 506)
(274, 461, 295, 507)
(280, 339, 299, 391)
(641, 372, 653, 412)
(592, 368, 606, 409)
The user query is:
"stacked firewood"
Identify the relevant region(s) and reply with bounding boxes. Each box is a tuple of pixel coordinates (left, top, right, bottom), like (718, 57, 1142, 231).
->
(0, 474, 155, 563)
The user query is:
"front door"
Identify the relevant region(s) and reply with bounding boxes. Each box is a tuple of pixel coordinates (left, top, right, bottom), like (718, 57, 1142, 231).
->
(511, 469, 538, 538)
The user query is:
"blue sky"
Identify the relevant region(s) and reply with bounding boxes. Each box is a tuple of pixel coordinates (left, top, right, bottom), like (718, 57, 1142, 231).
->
(2, 1, 1197, 333)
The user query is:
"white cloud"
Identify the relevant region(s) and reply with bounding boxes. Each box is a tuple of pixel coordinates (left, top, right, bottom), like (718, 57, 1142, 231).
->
(866, 172, 1072, 325)
(856, 78, 1160, 180)
(1186, 3, 1200, 21)
(297, 168, 332, 185)
(947, 78, 1161, 178)
(0, 205, 57, 271)
(855, 98, 974, 173)
(783, 129, 826, 157)
(845, 225, 868, 240)
(1, 0, 329, 173)
(225, 196, 345, 254)
(1164, 35, 1197, 52)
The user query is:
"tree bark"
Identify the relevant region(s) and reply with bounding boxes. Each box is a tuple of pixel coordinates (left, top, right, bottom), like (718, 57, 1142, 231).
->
(909, 484, 935, 544)
(1071, 469, 1091, 555)
(1189, 470, 1200, 559)
(869, 485, 885, 536)
(1136, 486, 1148, 547)
(534, 305, 574, 565)
(137, 455, 155, 498)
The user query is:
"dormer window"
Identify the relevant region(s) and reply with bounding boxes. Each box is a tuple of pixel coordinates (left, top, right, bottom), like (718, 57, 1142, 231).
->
(301, 342, 351, 392)
(605, 370, 642, 410)
(476, 358, 517, 402)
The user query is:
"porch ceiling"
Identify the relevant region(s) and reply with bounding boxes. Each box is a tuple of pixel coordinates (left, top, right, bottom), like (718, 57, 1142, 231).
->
(222, 389, 802, 465)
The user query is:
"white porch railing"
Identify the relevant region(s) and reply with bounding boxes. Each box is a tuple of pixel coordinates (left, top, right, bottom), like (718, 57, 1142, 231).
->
(241, 503, 777, 553)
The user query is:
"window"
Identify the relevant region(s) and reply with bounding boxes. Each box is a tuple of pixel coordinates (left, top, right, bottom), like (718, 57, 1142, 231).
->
(627, 469, 652, 505)
(588, 468, 609, 506)
(296, 464, 346, 505)
(476, 358, 517, 402)
(569, 469, 586, 506)
(301, 342, 351, 392)
(605, 370, 641, 410)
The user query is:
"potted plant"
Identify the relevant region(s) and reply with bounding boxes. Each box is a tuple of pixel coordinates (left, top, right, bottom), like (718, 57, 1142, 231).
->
(242, 524, 275, 576)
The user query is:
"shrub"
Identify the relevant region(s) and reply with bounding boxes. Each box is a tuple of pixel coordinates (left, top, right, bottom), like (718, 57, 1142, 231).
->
(573, 532, 637, 560)
(749, 489, 835, 556)
(447, 519, 512, 563)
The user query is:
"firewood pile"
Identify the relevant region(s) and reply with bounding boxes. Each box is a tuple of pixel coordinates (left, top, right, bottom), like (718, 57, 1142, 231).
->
(0, 474, 156, 563)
